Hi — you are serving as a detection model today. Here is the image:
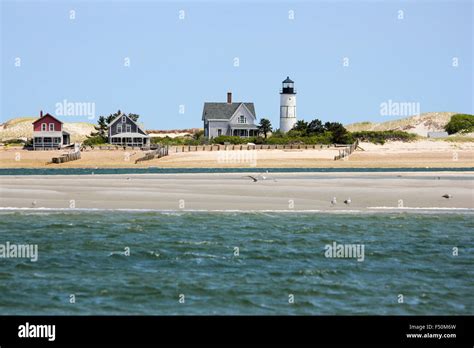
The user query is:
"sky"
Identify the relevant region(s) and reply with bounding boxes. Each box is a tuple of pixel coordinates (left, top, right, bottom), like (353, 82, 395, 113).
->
(1, 0, 472, 129)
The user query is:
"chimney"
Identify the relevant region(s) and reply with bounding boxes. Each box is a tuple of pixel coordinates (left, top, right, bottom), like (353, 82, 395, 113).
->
(40, 110, 43, 118)
(227, 92, 232, 104)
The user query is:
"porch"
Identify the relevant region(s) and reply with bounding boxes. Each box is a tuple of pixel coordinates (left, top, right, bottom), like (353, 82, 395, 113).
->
(230, 124, 259, 137)
(33, 136, 62, 150)
(110, 133, 149, 147)
(33, 130, 70, 150)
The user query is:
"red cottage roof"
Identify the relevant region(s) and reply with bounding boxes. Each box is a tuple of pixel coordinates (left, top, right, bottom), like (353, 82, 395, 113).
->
(32, 113, 64, 125)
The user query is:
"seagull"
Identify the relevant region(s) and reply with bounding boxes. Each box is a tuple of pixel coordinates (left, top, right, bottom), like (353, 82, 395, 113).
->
(31, 200, 37, 208)
(244, 175, 258, 182)
(442, 194, 453, 199)
(258, 170, 277, 182)
(331, 197, 337, 205)
(344, 198, 351, 205)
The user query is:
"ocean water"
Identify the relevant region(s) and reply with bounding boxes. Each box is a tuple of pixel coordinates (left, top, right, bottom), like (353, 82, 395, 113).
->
(1, 167, 473, 175)
(0, 211, 472, 315)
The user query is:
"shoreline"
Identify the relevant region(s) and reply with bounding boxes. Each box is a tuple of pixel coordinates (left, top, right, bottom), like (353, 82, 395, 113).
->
(1, 207, 473, 213)
(2, 172, 472, 211)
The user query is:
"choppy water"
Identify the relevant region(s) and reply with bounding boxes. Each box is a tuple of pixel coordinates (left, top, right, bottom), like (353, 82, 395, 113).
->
(0, 211, 472, 315)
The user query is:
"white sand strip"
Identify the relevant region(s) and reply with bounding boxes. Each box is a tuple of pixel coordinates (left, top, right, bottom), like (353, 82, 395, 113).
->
(0, 172, 472, 211)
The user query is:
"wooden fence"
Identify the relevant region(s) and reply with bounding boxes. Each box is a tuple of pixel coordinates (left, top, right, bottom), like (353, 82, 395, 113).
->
(135, 145, 169, 164)
(81, 145, 151, 151)
(170, 144, 334, 152)
(334, 139, 359, 160)
(52, 150, 81, 164)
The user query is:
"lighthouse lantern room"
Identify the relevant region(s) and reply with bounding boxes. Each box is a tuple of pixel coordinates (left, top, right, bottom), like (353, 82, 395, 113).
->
(279, 76, 297, 133)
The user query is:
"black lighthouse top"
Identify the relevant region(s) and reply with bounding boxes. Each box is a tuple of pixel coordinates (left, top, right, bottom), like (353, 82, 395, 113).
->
(281, 76, 296, 94)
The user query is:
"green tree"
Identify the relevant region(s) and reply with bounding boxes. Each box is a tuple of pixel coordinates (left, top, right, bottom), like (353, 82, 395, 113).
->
(91, 116, 109, 139)
(324, 122, 351, 144)
(308, 119, 324, 135)
(293, 120, 308, 133)
(258, 118, 273, 139)
(445, 114, 474, 134)
(128, 113, 140, 122)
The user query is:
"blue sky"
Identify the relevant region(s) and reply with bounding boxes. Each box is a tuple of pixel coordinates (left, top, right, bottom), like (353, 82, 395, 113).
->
(1, 0, 472, 129)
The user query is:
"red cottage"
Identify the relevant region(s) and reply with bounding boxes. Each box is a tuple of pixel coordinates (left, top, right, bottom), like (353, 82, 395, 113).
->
(32, 111, 71, 150)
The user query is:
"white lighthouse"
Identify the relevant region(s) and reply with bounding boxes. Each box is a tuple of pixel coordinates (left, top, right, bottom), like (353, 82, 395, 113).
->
(279, 76, 297, 133)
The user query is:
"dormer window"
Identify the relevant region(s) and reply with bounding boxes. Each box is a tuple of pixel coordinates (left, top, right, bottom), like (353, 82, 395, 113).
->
(49, 123, 55, 131)
(41, 123, 47, 131)
(117, 125, 122, 133)
(239, 115, 246, 124)
(122, 116, 126, 123)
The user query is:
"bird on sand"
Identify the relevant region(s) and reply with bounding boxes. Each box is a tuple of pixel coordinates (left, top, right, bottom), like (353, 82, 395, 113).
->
(244, 175, 258, 182)
(442, 194, 453, 199)
(31, 200, 37, 208)
(331, 197, 337, 205)
(258, 170, 277, 182)
(344, 198, 351, 205)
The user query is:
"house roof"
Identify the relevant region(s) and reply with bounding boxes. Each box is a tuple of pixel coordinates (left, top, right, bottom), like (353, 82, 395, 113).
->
(32, 113, 63, 125)
(108, 113, 147, 134)
(202, 102, 255, 121)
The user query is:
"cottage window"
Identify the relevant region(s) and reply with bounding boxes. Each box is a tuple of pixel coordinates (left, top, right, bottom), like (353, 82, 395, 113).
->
(217, 129, 222, 136)
(49, 123, 55, 131)
(239, 115, 246, 124)
(117, 125, 122, 133)
(122, 116, 126, 123)
(126, 124, 131, 133)
(41, 123, 47, 131)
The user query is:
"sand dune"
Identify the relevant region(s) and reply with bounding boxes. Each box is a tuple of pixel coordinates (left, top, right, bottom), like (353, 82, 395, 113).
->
(346, 112, 458, 136)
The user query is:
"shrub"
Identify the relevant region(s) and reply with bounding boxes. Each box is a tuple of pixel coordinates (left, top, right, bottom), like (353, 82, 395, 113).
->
(151, 136, 206, 146)
(211, 136, 248, 145)
(83, 135, 107, 146)
(3, 138, 27, 145)
(445, 114, 474, 135)
(351, 130, 417, 144)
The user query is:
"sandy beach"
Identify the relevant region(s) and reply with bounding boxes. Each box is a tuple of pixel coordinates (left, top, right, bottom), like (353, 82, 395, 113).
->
(0, 140, 473, 168)
(1, 172, 472, 211)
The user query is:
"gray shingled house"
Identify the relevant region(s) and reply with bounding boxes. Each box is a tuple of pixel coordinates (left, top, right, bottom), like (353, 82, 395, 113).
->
(202, 92, 258, 138)
(108, 113, 150, 147)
